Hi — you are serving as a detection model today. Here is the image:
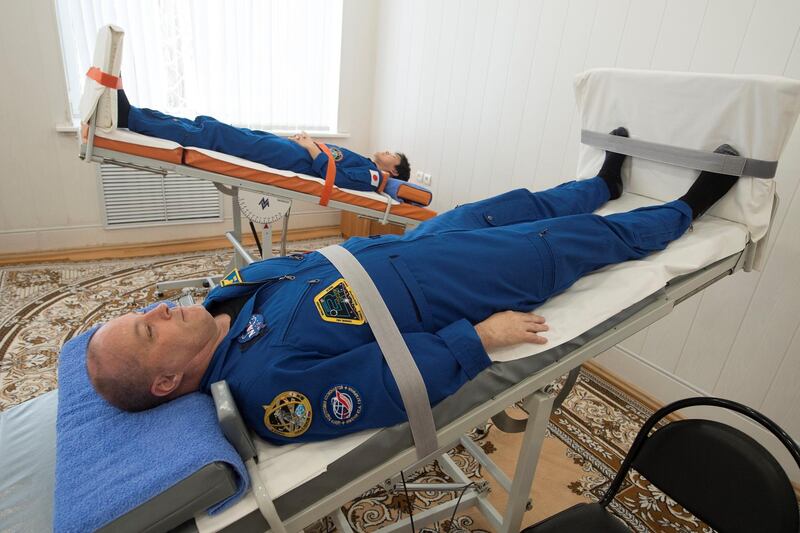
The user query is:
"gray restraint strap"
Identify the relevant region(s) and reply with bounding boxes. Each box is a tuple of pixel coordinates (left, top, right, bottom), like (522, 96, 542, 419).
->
(581, 130, 778, 178)
(318, 245, 439, 458)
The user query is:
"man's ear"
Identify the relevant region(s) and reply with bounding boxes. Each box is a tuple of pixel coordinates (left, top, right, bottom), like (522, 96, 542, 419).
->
(151, 373, 182, 397)
(389, 167, 399, 177)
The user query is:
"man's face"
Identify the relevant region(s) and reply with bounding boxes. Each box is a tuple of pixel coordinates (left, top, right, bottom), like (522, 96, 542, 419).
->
(89, 304, 219, 382)
(373, 150, 401, 176)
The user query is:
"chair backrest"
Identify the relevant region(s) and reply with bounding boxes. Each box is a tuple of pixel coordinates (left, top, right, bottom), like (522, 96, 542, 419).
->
(633, 419, 796, 533)
(600, 397, 800, 533)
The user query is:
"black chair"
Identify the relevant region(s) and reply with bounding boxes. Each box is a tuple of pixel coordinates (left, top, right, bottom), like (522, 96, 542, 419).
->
(522, 397, 800, 533)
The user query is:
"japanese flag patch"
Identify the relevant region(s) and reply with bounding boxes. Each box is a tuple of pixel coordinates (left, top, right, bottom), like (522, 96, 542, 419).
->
(369, 169, 380, 187)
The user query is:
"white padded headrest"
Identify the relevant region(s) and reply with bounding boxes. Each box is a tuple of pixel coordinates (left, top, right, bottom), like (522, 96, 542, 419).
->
(574, 68, 800, 242)
(79, 24, 124, 130)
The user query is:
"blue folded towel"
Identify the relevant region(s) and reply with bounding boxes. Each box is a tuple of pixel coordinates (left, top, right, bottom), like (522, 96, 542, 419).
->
(54, 312, 248, 532)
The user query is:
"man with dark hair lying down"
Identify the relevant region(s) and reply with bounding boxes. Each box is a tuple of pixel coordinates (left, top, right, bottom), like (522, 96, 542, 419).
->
(86, 129, 741, 443)
(109, 89, 411, 192)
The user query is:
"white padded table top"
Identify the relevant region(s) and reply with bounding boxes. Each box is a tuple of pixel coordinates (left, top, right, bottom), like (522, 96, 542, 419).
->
(489, 192, 747, 362)
(96, 128, 183, 150)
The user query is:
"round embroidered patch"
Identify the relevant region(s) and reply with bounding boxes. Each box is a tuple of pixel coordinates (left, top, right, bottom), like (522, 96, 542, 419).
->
(322, 385, 363, 426)
(263, 391, 312, 437)
(329, 146, 344, 161)
(239, 314, 266, 343)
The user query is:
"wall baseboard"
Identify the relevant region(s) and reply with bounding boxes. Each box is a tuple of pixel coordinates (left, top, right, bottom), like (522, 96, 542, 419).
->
(0, 225, 341, 266)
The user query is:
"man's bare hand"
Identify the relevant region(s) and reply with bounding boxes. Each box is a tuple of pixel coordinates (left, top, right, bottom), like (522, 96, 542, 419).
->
(290, 131, 314, 149)
(474, 311, 548, 352)
(290, 131, 321, 159)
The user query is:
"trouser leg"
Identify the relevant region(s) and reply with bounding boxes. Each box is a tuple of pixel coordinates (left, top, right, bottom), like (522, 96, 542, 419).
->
(127, 107, 295, 165)
(542, 200, 693, 294)
(408, 177, 610, 237)
(401, 200, 692, 329)
(128, 107, 216, 146)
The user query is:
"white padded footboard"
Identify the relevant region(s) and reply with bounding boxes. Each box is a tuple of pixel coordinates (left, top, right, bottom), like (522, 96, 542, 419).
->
(79, 24, 124, 130)
(574, 68, 800, 247)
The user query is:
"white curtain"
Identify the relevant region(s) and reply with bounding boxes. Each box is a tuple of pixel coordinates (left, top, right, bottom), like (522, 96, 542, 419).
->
(56, 0, 343, 132)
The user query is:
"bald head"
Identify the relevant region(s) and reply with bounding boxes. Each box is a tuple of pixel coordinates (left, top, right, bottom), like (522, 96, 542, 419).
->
(86, 303, 230, 412)
(87, 322, 162, 411)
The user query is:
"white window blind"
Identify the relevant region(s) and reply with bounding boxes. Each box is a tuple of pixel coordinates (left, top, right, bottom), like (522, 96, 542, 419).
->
(55, 0, 343, 132)
(100, 164, 222, 227)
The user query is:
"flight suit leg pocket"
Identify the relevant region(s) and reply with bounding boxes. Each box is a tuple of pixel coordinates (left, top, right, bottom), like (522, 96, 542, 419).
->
(525, 229, 556, 298)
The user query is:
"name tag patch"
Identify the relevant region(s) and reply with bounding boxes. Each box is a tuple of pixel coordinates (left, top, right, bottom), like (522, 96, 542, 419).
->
(322, 385, 363, 426)
(313, 278, 366, 325)
(263, 391, 312, 438)
(239, 314, 266, 344)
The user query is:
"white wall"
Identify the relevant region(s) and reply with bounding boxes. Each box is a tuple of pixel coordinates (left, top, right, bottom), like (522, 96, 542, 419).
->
(369, 0, 800, 477)
(0, 0, 379, 254)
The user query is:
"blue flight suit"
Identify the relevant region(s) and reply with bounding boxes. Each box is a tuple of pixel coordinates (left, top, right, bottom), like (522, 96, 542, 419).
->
(199, 177, 693, 444)
(127, 107, 383, 191)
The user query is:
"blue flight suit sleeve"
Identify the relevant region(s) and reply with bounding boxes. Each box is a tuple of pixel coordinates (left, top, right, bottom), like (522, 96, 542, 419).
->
(239, 318, 491, 444)
(311, 152, 382, 192)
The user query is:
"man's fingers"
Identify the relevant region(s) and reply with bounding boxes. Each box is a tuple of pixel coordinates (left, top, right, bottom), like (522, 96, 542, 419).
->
(526, 323, 549, 333)
(525, 332, 548, 345)
(529, 314, 546, 324)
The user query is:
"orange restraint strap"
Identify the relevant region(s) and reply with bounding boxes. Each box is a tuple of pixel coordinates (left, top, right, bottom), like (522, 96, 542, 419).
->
(86, 67, 123, 89)
(317, 143, 338, 206)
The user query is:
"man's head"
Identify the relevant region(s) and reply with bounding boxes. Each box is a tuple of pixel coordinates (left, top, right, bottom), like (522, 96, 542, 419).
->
(374, 151, 410, 181)
(86, 304, 224, 411)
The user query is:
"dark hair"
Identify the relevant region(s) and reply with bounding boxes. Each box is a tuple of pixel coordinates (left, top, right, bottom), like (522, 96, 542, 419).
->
(395, 153, 410, 181)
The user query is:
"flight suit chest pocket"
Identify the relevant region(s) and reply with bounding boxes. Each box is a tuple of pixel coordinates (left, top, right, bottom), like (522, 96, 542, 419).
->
(281, 279, 321, 343)
(281, 277, 376, 351)
(389, 255, 433, 330)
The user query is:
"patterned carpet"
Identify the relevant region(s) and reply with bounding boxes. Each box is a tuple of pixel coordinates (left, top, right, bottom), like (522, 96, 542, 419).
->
(0, 243, 710, 532)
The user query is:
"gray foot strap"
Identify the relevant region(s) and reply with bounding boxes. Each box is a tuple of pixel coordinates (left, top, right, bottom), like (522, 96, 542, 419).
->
(581, 129, 777, 178)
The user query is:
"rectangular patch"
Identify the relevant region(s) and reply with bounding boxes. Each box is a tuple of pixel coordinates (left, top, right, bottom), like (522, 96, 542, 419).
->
(313, 278, 366, 325)
(370, 169, 380, 187)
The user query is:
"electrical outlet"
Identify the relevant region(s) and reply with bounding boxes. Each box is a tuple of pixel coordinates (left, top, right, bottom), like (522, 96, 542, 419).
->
(415, 170, 423, 183)
(423, 173, 432, 186)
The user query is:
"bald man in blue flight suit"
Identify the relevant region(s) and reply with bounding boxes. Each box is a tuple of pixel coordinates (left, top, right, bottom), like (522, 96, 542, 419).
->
(86, 133, 741, 444)
(114, 89, 410, 190)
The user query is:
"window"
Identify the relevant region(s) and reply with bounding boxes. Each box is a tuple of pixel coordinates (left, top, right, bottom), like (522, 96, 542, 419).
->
(55, 0, 343, 132)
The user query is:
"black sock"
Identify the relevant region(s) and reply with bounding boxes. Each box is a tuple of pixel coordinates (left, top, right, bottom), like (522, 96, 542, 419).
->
(117, 88, 131, 128)
(679, 144, 740, 219)
(598, 127, 628, 200)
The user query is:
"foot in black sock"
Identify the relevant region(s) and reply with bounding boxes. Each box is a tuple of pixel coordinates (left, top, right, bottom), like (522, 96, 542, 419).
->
(598, 126, 629, 200)
(117, 87, 131, 128)
(679, 144, 740, 219)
